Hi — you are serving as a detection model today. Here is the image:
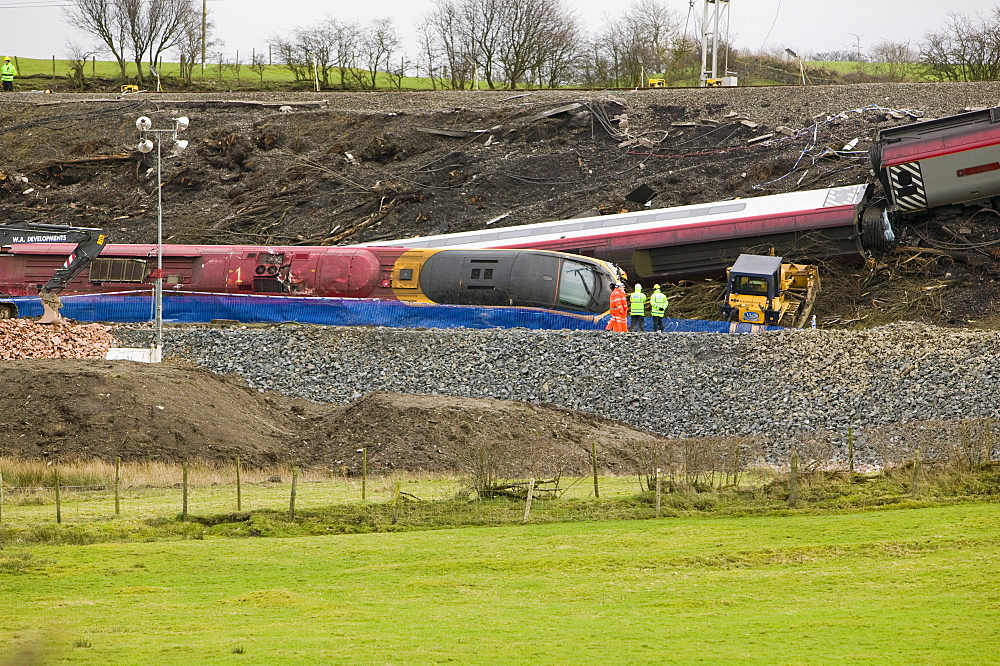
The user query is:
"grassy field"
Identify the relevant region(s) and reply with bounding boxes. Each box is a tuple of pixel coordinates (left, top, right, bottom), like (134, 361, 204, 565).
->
(8, 56, 438, 90)
(1, 502, 998, 663)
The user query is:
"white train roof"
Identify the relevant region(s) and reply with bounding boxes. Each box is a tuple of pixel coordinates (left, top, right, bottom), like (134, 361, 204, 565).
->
(354, 185, 869, 250)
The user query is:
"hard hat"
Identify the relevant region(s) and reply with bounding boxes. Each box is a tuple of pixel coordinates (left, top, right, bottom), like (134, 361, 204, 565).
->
(653, 284, 660, 289)
(3, 57, 9, 62)
(634, 283, 642, 290)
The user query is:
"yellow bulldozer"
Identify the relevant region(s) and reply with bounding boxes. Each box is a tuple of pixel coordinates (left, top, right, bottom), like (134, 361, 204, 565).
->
(720, 254, 820, 327)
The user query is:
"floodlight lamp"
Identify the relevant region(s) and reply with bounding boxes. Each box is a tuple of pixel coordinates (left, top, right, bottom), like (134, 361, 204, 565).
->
(136, 116, 152, 131)
(174, 116, 190, 132)
(173, 139, 189, 153)
(137, 138, 154, 153)
(784, 48, 798, 58)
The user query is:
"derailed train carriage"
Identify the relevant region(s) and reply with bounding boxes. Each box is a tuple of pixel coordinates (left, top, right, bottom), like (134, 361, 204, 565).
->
(0, 244, 622, 320)
(359, 106, 1000, 283)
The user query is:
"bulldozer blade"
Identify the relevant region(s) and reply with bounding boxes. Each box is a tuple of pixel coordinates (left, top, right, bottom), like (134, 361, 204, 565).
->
(37, 291, 65, 324)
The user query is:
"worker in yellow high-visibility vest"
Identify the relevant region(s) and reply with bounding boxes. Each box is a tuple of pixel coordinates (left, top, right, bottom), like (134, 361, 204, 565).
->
(1, 57, 16, 92)
(628, 283, 647, 332)
(649, 284, 668, 332)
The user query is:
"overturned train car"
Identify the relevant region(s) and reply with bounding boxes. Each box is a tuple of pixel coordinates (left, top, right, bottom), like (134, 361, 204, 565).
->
(0, 245, 620, 319)
(356, 184, 894, 282)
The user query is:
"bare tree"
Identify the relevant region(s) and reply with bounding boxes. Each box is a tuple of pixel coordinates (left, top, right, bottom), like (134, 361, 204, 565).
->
(65, 41, 97, 89)
(587, 0, 688, 88)
(249, 49, 268, 84)
(865, 41, 917, 82)
(351, 18, 400, 89)
(64, 0, 129, 81)
(920, 9, 1000, 81)
(176, 12, 215, 86)
(385, 54, 411, 89)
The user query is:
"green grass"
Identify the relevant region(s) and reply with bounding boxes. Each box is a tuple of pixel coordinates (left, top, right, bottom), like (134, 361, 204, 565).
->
(9, 56, 460, 90)
(0, 503, 998, 663)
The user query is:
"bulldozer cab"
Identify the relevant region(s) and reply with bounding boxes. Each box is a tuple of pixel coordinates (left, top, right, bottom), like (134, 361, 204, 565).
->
(647, 78, 665, 88)
(727, 255, 781, 296)
(721, 254, 819, 327)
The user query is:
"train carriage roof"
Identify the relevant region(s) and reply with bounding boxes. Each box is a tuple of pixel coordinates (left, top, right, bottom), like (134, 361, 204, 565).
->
(354, 185, 869, 250)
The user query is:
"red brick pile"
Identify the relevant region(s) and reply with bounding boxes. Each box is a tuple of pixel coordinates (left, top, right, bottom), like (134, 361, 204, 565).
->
(0, 320, 115, 360)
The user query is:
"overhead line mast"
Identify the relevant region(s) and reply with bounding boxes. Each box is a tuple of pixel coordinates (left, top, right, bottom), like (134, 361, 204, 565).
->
(700, 0, 737, 87)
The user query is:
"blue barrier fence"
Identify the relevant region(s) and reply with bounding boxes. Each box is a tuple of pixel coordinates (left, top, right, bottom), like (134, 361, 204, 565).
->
(3, 291, 781, 333)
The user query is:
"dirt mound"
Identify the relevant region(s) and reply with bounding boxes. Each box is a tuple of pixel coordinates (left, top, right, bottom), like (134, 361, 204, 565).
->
(0, 360, 662, 474)
(0, 359, 298, 465)
(294, 392, 659, 476)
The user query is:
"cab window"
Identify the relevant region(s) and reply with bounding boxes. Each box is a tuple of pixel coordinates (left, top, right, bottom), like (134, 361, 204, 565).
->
(734, 276, 769, 295)
(557, 260, 598, 310)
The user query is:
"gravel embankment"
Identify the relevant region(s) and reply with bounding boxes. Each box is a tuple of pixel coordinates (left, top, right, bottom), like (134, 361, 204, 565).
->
(115, 323, 1000, 447)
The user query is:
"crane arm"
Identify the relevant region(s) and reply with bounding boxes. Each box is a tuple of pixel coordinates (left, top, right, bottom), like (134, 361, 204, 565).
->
(0, 223, 108, 323)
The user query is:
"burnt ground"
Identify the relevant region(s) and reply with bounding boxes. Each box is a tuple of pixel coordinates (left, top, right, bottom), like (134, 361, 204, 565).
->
(2, 84, 1000, 325)
(0, 359, 661, 473)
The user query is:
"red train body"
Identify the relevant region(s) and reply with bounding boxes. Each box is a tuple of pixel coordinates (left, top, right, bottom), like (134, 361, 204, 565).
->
(0, 244, 620, 318)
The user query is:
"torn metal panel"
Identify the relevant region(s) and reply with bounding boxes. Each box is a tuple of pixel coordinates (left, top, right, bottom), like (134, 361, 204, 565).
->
(521, 103, 583, 123)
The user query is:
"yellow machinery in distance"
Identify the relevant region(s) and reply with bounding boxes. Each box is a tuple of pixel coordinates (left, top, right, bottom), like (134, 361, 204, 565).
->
(647, 78, 665, 88)
(720, 254, 820, 327)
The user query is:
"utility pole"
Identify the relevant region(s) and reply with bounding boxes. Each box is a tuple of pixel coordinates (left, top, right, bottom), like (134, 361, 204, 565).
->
(201, 0, 207, 73)
(700, 0, 736, 87)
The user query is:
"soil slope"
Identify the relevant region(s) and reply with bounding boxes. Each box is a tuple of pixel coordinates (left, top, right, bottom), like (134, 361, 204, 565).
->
(0, 360, 662, 472)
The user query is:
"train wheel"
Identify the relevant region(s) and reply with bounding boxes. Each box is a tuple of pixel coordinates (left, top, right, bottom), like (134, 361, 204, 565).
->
(861, 204, 895, 252)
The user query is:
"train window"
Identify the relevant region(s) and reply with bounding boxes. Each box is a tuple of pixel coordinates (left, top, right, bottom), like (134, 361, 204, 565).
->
(245, 252, 257, 259)
(88, 258, 150, 283)
(707, 203, 747, 216)
(258, 253, 285, 265)
(557, 260, 598, 309)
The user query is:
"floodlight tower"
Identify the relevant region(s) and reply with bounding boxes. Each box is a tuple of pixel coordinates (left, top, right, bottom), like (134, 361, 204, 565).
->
(136, 115, 190, 362)
(700, 0, 737, 87)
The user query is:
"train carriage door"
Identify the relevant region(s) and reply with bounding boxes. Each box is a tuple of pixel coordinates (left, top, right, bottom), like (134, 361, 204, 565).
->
(392, 250, 431, 303)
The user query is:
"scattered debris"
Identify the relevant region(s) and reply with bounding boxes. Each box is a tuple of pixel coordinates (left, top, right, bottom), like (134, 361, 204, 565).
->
(0, 320, 114, 360)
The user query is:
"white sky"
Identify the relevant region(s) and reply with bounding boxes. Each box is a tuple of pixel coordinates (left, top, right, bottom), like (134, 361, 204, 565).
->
(2, 0, 998, 62)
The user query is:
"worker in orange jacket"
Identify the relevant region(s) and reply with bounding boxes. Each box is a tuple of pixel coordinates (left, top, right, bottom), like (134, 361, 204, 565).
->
(605, 282, 628, 332)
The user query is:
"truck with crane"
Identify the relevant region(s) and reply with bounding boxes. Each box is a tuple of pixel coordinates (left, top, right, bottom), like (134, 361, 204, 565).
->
(0, 223, 107, 322)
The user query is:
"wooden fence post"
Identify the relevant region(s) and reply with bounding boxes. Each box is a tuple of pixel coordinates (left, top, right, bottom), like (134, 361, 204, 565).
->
(391, 479, 401, 524)
(361, 448, 367, 501)
(54, 467, 62, 524)
(182, 461, 189, 521)
(51, 55, 56, 83)
(848, 426, 855, 474)
(523, 478, 535, 523)
(235, 456, 242, 511)
(788, 453, 798, 509)
(591, 442, 600, 498)
(655, 468, 661, 517)
(114, 456, 121, 516)
(289, 466, 299, 520)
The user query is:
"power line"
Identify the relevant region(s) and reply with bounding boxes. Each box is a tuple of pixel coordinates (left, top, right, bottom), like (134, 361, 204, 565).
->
(758, 0, 783, 52)
(0, 1, 74, 7)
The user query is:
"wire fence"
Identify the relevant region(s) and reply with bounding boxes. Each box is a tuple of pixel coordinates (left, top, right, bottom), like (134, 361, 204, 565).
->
(2, 416, 1000, 538)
